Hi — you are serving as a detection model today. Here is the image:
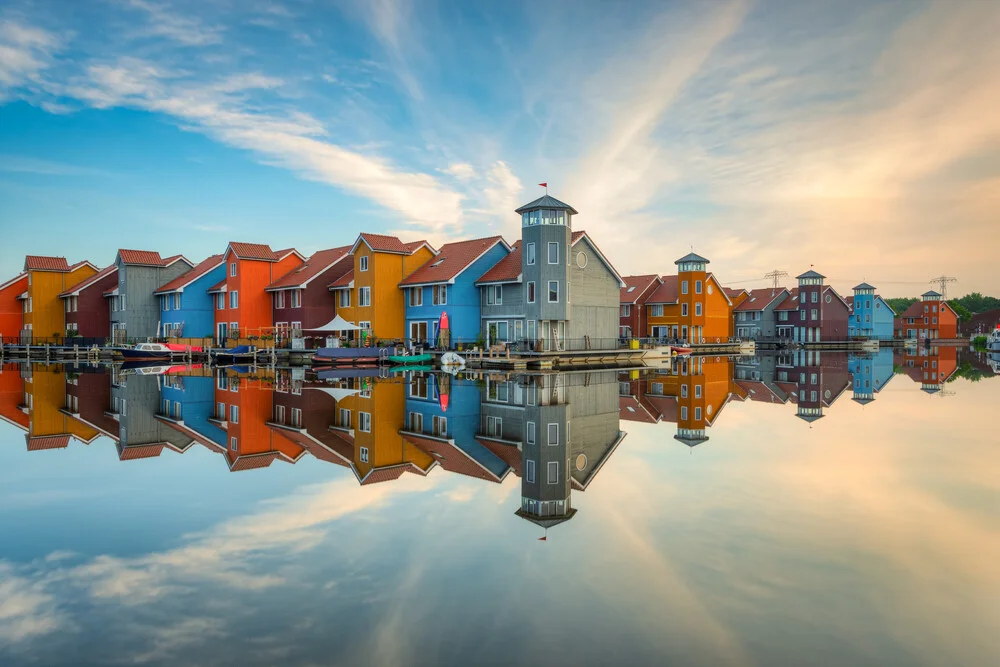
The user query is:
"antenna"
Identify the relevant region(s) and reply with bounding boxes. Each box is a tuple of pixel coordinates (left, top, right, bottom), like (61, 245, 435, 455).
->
(929, 276, 957, 299)
(763, 269, 788, 293)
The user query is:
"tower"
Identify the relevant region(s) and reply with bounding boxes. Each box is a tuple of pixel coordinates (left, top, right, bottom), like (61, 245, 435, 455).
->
(516, 194, 576, 351)
(796, 269, 826, 343)
(852, 282, 876, 338)
(675, 252, 710, 344)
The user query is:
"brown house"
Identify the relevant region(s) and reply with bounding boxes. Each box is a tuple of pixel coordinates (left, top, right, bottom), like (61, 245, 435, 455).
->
(619, 274, 661, 339)
(793, 270, 851, 343)
(267, 246, 353, 333)
(59, 265, 118, 339)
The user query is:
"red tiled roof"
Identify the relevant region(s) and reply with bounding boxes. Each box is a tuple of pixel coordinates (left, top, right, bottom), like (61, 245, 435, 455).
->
(400, 236, 507, 286)
(356, 233, 410, 254)
(620, 275, 661, 304)
(26, 435, 71, 451)
(266, 246, 351, 291)
(646, 276, 679, 304)
(118, 249, 165, 266)
(59, 265, 118, 298)
(735, 288, 788, 312)
(119, 444, 165, 460)
(476, 241, 522, 284)
(154, 254, 223, 294)
(0, 272, 27, 291)
(69, 260, 98, 272)
(476, 437, 522, 475)
(403, 433, 502, 483)
(273, 248, 301, 259)
(227, 242, 278, 261)
(207, 279, 227, 293)
(775, 287, 801, 311)
(403, 240, 436, 254)
(359, 464, 411, 486)
(619, 396, 658, 423)
(25, 256, 71, 272)
(229, 451, 281, 471)
(328, 264, 354, 289)
(644, 394, 678, 422)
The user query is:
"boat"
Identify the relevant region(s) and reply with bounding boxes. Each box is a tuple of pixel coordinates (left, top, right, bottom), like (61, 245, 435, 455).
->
(117, 343, 179, 361)
(986, 326, 1000, 352)
(440, 351, 466, 367)
(312, 346, 391, 366)
(120, 361, 203, 376)
(390, 365, 434, 373)
(213, 345, 256, 362)
(164, 343, 203, 353)
(387, 352, 433, 365)
(671, 346, 693, 356)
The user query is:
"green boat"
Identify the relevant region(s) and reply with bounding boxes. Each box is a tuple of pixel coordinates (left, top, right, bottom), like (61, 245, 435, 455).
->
(387, 353, 433, 365)
(390, 365, 434, 373)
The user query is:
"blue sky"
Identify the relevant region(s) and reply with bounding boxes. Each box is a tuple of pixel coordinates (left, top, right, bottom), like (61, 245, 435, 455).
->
(0, 0, 997, 295)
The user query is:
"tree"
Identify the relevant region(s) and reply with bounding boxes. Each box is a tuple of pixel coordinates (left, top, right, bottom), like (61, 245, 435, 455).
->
(954, 292, 1000, 315)
(950, 301, 972, 322)
(885, 297, 917, 315)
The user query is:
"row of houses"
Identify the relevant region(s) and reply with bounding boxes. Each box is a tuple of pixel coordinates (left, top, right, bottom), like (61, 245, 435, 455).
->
(619, 264, 959, 343)
(0, 194, 631, 350)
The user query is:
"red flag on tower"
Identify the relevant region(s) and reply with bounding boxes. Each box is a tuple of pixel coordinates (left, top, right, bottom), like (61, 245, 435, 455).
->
(538, 182, 547, 188)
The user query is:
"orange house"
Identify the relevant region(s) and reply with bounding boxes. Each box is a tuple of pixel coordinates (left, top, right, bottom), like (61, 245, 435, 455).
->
(211, 368, 307, 471)
(23, 365, 101, 451)
(0, 363, 29, 432)
(21, 256, 98, 342)
(210, 243, 304, 343)
(897, 291, 959, 340)
(0, 272, 28, 341)
(336, 234, 436, 341)
(645, 253, 734, 344)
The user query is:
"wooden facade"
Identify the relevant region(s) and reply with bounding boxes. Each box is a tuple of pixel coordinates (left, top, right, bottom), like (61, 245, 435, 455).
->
(214, 244, 304, 341)
(0, 273, 27, 341)
(62, 265, 118, 338)
(22, 258, 97, 341)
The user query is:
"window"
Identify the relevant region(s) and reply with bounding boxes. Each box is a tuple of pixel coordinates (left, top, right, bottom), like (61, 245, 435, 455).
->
(526, 421, 536, 445)
(694, 407, 702, 420)
(811, 291, 818, 303)
(229, 262, 237, 276)
(433, 415, 447, 437)
(290, 408, 302, 428)
(275, 291, 285, 309)
(173, 293, 181, 310)
(161, 296, 169, 312)
(359, 412, 372, 432)
(433, 285, 447, 305)
(360, 256, 369, 272)
(526, 460, 536, 483)
(290, 290, 302, 308)
(338, 408, 351, 428)
(275, 404, 286, 423)
(359, 287, 371, 307)
(695, 303, 702, 316)
(230, 436, 238, 451)
(547, 461, 559, 485)
(360, 446, 369, 462)
(291, 321, 301, 332)
(409, 287, 423, 307)
(811, 308, 818, 320)
(547, 423, 559, 446)
(230, 291, 238, 309)
(548, 281, 559, 303)
(547, 242, 559, 265)
(695, 280, 702, 294)
(487, 415, 503, 436)
(230, 405, 239, 423)
(681, 281, 689, 295)
(695, 385, 703, 398)
(526, 242, 536, 265)
(409, 412, 424, 432)
(121, 295, 126, 311)
(217, 293, 226, 310)
(681, 303, 689, 316)
(620, 304, 631, 317)
(681, 406, 688, 420)
(338, 290, 350, 308)
(651, 304, 663, 317)
(526, 281, 535, 303)
(486, 285, 502, 305)
(576, 252, 588, 268)
(681, 384, 688, 398)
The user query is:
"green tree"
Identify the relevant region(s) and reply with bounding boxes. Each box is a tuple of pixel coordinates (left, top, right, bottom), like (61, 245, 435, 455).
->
(954, 292, 1000, 315)
(885, 297, 917, 315)
(950, 301, 972, 322)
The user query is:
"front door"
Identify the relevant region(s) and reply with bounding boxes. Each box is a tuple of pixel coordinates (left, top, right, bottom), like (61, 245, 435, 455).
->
(217, 322, 227, 343)
(410, 321, 427, 345)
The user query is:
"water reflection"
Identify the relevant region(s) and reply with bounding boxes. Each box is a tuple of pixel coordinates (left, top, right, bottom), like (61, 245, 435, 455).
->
(2, 348, 998, 666)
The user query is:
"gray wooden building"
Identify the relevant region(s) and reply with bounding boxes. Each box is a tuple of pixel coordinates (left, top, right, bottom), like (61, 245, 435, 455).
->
(108, 250, 192, 341)
(733, 288, 790, 340)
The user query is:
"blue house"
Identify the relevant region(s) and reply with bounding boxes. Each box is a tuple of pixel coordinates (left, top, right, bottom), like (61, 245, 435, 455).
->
(848, 282, 896, 340)
(156, 375, 228, 451)
(398, 373, 511, 483)
(848, 348, 895, 404)
(399, 236, 510, 346)
(153, 254, 225, 339)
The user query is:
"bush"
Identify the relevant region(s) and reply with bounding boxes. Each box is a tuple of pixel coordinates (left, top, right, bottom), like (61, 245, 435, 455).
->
(972, 335, 987, 348)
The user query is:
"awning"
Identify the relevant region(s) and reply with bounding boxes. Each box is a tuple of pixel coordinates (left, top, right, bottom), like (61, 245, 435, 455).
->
(305, 315, 360, 332)
(307, 387, 361, 402)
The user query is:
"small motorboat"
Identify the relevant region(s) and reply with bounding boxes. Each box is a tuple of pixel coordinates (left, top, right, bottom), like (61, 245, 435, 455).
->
(440, 351, 466, 367)
(671, 346, 693, 356)
(313, 347, 391, 366)
(387, 352, 433, 365)
(117, 343, 178, 361)
(213, 345, 256, 362)
(986, 326, 1000, 352)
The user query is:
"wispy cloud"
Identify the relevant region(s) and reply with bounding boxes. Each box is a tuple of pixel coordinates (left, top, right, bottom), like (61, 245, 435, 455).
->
(121, 0, 223, 46)
(0, 19, 60, 100)
(0, 154, 115, 177)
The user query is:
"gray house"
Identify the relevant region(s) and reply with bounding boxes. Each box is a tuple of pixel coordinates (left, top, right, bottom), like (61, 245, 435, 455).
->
(108, 250, 192, 341)
(733, 288, 790, 340)
(109, 371, 195, 461)
(476, 371, 626, 533)
(476, 194, 623, 351)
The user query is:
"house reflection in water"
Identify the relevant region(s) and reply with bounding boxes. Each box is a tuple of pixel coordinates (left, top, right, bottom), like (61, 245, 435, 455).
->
(894, 343, 958, 394)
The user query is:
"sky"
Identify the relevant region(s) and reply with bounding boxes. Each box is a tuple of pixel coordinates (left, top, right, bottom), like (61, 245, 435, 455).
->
(0, 0, 997, 297)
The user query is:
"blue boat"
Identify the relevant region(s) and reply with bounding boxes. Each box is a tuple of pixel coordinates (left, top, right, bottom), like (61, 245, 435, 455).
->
(213, 345, 257, 362)
(312, 347, 392, 366)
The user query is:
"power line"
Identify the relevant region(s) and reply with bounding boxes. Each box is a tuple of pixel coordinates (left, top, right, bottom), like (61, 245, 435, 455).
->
(929, 275, 958, 299)
(763, 269, 789, 291)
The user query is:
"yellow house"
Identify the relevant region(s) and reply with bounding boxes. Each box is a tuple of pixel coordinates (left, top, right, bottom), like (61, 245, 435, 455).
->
(338, 234, 436, 342)
(24, 365, 101, 451)
(22, 256, 98, 342)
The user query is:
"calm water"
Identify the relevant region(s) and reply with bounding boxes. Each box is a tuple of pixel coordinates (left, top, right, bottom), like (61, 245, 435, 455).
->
(1, 349, 998, 667)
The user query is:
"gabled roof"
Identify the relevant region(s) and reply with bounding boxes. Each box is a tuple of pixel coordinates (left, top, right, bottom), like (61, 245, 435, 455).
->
(620, 275, 661, 304)
(59, 265, 118, 298)
(775, 287, 801, 311)
(0, 272, 28, 292)
(401, 432, 508, 483)
(724, 287, 748, 301)
(476, 241, 522, 285)
(327, 266, 354, 289)
(400, 236, 509, 287)
(734, 288, 789, 312)
(922, 290, 942, 298)
(26, 434, 71, 451)
(154, 254, 224, 294)
(24, 256, 70, 272)
(675, 252, 709, 265)
(797, 269, 825, 280)
(572, 230, 625, 287)
(118, 249, 164, 266)
(228, 451, 281, 471)
(206, 279, 228, 294)
(515, 194, 578, 215)
(645, 276, 679, 304)
(901, 298, 956, 319)
(824, 286, 850, 309)
(266, 246, 352, 291)
(350, 233, 435, 256)
(225, 242, 303, 262)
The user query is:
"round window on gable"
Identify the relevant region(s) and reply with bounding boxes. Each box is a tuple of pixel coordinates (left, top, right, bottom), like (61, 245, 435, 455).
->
(575, 454, 588, 471)
(825, 294, 832, 303)
(576, 252, 588, 269)
(707, 284, 713, 295)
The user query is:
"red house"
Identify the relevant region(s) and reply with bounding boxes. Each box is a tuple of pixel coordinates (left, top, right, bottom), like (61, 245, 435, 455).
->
(619, 274, 662, 339)
(0, 272, 27, 342)
(897, 291, 958, 340)
(793, 270, 850, 343)
(266, 246, 353, 333)
(58, 265, 118, 339)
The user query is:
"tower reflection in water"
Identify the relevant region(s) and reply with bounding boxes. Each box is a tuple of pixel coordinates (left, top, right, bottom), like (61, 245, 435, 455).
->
(2, 347, 986, 533)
